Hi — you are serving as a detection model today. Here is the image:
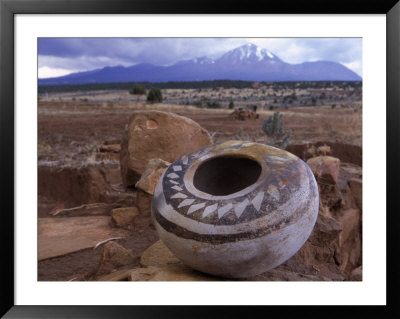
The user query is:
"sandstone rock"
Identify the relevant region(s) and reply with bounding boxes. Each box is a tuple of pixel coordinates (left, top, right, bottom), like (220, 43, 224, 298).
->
(307, 156, 340, 185)
(134, 158, 171, 215)
(337, 208, 361, 246)
(120, 110, 212, 188)
(308, 214, 343, 247)
(348, 178, 362, 210)
(135, 240, 215, 281)
(136, 189, 152, 215)
(129, 266, 160, 281)
(317, 145, 331, 156)
(305, 145, 317, 159)
(140, 240, 179, 268)
(350, 266, 362, 281)
(135, 158, 170, 195)
(96, 241, 136, 275)
(111, 206, 139, 228)
(38, 216, 130, 260)
(291, 213, 343, 271)
(341, 163, 362, 177)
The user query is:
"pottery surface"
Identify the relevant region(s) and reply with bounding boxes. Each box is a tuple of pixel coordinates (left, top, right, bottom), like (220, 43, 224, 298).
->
(151, 140, 319, 278)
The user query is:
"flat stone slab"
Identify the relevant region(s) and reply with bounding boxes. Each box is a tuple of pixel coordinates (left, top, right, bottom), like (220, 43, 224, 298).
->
(38, 216, 131, 260)
(139, 240, 216, 281)
(140, 240, 180, 268)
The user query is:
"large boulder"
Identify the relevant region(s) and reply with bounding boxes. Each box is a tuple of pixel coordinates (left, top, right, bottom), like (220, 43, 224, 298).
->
(120, 111, 212, 189)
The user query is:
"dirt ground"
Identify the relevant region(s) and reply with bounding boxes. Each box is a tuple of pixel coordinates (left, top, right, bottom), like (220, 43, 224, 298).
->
(38, 94, 362, 281)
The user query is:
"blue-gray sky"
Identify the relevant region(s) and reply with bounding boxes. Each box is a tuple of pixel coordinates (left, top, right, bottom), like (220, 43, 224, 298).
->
(38, 38, 362, 79)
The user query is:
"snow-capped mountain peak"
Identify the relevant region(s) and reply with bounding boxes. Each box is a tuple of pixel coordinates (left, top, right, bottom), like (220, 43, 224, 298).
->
(217, 43, 277, 63)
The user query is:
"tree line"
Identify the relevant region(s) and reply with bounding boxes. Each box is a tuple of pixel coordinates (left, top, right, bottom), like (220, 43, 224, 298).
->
(38, 80, 362, 94)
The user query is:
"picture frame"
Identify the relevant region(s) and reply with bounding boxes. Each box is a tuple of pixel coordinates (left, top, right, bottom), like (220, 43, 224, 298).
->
(1, 0, 399, 317)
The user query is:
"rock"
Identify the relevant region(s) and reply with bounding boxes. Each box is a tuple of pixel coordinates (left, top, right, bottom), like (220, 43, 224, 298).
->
(96, 241, 136, 275)
(99, 144, 121, 153)
(305, 145, 317, 159)
(96, 268, 133, 281)
(120, 110, 212, 188)
(348, 178, 362, 210)
(134, 240, 215, 281)
(350, 266, 362, 281)
(135, 158, 170, 195)
(129, 266, 160, 281)
(337, 208, 361, 246)
(341, 163, 362, 177)
(140, 240, 179, 268)
(317, 145, 331, 156)
(307, 156, 340, 185)
(307, 156, 343, 210)
(136, 189, 152, 215)
(38, 216, 131, 260)
(291, 213, 343, 272)
(308, 214, 343, 247)
(134, 158, 171, 215)
(111, 206, 139, 228)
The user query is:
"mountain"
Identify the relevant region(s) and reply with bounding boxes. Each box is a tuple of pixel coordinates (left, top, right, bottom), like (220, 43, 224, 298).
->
(38, 43, 361, 85)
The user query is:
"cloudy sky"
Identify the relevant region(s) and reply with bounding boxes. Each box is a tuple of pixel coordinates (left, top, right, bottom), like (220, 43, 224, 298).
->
(38, 38, 362, 79)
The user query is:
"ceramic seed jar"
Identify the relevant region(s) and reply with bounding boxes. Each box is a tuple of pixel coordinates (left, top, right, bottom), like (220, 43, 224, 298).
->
(151, 140, 319, 278)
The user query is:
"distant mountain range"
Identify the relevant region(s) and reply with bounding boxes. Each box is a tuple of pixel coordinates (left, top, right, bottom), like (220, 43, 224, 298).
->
(38, 43, 361, 85)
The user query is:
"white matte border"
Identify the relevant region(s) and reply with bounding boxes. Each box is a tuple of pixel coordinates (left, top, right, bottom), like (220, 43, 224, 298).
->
(15, 14, 386, 305)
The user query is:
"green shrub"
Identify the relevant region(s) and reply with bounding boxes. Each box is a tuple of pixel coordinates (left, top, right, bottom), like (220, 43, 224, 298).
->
(206, 101, 221, 109)
(147, 88, 163, 103)
(262, 112, 291, 149)
(129, 84, 146, 95)
(229, 101, 234, 109)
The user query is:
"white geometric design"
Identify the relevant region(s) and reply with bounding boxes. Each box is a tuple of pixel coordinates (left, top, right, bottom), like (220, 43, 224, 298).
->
(169, 180, 179, 185)
(218, 203, 233, 219)
(173, 165, 182, 172)
(251, 191, 264, 211)
(167, 172, 179, 179)
(267, 184, 280, 201)
(178, 199, 195, 208)
(171, 192, 187, 199)
(187, 202, 206, 215)
(171, 185, 183, 191)
(202, 203, 218, 218)
(182, 156, 188, 165)
(234, 198, 250, 218)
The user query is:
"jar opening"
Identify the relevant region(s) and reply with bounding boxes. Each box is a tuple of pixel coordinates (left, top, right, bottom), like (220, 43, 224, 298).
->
(192, 156, 262, 196)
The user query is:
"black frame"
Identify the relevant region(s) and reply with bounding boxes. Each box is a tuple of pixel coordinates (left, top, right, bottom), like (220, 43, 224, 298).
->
(1, 0, 399, 318)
